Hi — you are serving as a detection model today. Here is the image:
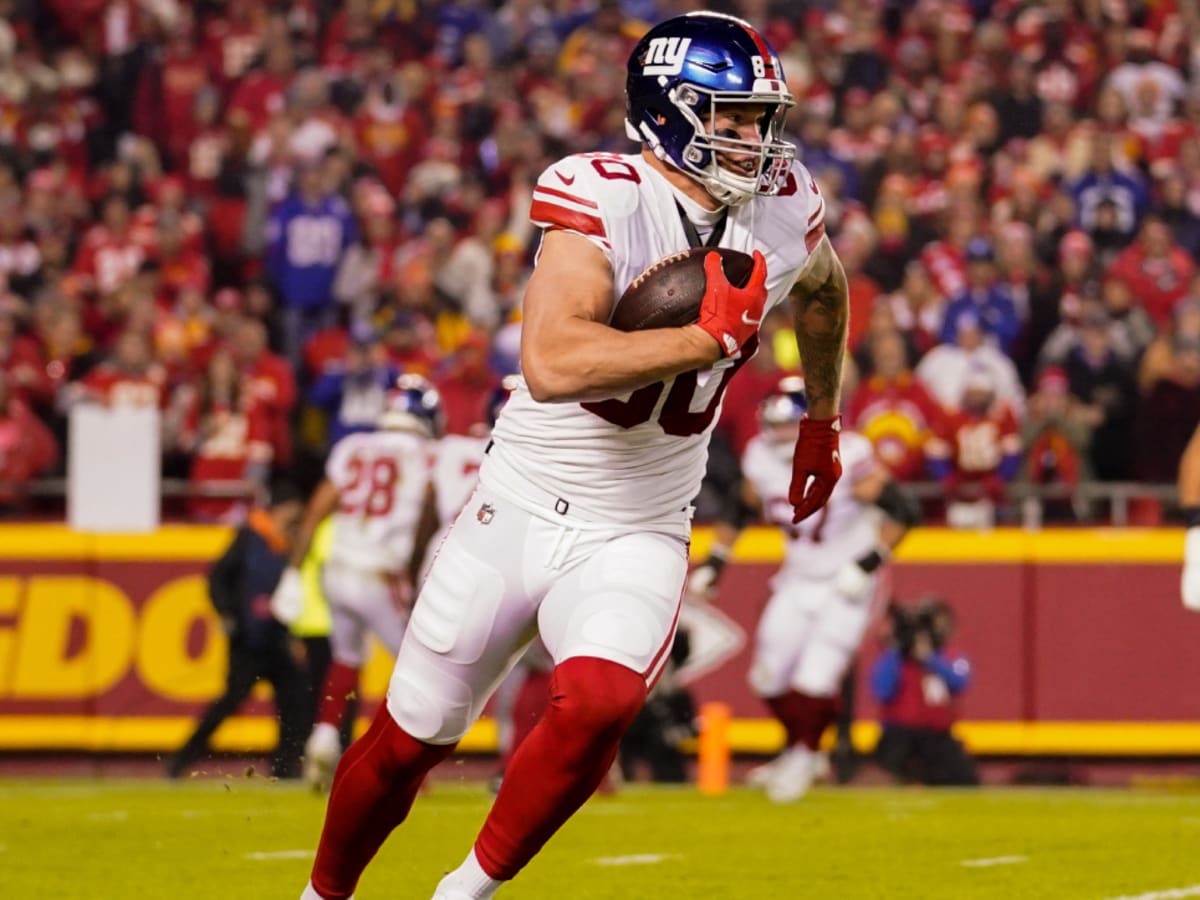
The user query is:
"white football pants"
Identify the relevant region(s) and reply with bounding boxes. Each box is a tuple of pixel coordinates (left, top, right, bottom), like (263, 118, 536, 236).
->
(748, 575, 874, 699)
(386, 484, 688, 745)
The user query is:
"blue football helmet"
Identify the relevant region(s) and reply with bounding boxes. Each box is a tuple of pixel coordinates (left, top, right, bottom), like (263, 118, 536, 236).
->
(378, 374, 445, 438)
(759, 375, 808, 442)
(625, 11, 795, 206)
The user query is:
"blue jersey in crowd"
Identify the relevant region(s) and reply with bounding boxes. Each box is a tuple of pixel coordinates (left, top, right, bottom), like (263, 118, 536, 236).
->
(267, 192, 357, 310)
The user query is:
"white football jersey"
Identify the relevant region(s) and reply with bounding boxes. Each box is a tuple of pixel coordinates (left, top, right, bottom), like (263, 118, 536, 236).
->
(742, 429, 882, 580)
(432, 433, 490, 526)
(325, 429, 433, 573)
(485, 151, 827, 527)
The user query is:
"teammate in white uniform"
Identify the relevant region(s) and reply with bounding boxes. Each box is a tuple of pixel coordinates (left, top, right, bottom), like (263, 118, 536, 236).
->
(272, 375, 444, 789)
(300, 14, 850, 900)
(690, 376, 919, 802)
(421, 375, 521, 581)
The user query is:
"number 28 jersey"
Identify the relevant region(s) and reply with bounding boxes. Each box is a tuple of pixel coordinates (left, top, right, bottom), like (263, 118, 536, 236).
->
(325, 429, 433, 573)
(486, 151, 827, 529)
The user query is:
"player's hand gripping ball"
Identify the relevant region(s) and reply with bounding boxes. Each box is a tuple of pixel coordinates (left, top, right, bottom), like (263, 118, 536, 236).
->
(611, 248, 762, 358)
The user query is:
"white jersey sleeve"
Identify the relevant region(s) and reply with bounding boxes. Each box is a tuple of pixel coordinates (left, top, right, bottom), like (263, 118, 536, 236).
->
(530, 155, 631, 263)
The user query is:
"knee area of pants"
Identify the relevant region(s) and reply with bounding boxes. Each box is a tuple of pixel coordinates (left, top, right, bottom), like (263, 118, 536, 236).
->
(551, 658, 646, 729)
(386, 673, 472, 746)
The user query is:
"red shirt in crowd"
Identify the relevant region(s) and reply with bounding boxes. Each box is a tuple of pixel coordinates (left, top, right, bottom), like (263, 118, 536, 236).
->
(184, 397, 272, 521)
(240, 351, 297, 465)
(1107, 243, 1196, 328)
(0, 395, 58, 498)
(846, 373, 943, 481)
(81, 363, 167, 408)
(73, 225, 145, 295)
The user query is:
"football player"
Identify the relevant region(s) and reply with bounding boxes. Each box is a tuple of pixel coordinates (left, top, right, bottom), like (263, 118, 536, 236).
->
(1182, 422, 1200, 611)
(690, 377, 919, 802)
(300, 13, 849, 900)
(272, 375, 443, 790)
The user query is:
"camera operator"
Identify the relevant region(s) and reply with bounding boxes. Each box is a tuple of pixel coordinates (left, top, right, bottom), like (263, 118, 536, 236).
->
(870, 597, 979, 786)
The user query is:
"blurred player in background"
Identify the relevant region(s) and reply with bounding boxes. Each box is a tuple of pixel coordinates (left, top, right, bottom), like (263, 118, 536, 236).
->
(300, 13, 848, 899)
(690, 377, 919, 802)
(272, 375, 443, 790)
(1181, 422, 1200, 611)
(167, 481, 306, 780)
(422, 374, 521, 578)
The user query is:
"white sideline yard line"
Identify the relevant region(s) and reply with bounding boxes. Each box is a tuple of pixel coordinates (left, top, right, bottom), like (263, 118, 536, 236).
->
(86, 810, 128, 822)
(593, 854, 675, 867)
(245, 850, 315, 861)
(960, 855, 1028, 868)
(1104, 886, 1200, 900)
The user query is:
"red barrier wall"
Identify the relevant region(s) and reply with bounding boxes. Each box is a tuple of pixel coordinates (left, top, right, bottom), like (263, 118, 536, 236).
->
(0, 525, 1196, 755)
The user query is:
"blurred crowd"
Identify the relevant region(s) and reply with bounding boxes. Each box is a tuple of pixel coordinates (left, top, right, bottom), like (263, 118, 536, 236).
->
(1, 0, 1199, 523)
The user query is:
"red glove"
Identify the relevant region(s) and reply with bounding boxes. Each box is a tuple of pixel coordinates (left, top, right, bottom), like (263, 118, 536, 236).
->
(695, 249, 768, 359)
(790, 415, 843, 523)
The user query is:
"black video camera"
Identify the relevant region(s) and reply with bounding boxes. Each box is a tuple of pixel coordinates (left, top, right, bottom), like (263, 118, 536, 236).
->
(887, 599, 949, 658)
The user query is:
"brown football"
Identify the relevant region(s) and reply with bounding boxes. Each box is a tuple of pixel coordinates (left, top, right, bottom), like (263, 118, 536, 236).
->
(609, 247, 755, 332)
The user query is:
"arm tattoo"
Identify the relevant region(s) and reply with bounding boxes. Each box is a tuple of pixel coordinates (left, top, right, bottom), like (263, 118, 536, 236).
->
(790, 252, 849, 418)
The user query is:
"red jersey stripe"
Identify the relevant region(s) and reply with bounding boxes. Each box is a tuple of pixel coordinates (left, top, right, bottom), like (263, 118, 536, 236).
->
(533, 185, 599, 209)
(531, 199, 608, 241)
(805, 219, 826, 252)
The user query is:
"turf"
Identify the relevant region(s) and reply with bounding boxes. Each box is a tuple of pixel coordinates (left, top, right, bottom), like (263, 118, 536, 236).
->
(3, 776, 1199, 899)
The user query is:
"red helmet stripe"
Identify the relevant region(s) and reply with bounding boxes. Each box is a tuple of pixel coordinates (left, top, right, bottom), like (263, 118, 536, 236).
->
(741, 23, 775, 75)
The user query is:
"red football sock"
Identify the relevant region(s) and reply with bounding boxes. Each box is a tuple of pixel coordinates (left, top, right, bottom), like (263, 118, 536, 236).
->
(764, 690, 840, 752)
(474, 657, 646, 881)
(501, 669, 553, 771)
(309, 704, 454, 900)
(316, 662, 360, 729)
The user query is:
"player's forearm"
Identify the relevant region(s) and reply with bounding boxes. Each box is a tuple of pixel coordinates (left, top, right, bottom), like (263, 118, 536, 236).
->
(790, 253, 848, 419)
(522, 318, 721, 402)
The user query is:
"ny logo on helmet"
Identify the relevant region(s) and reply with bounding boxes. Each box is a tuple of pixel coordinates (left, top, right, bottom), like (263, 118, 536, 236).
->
(642, 36, 692, 75)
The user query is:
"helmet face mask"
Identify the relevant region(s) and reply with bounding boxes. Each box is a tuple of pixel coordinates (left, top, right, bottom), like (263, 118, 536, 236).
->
(626, 12, 796, 206)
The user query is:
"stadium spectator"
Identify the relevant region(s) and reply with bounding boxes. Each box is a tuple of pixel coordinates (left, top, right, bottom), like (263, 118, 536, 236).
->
(0, 369, 58, 512)
(79, 329, 167, 409)
(925, 368, 1021, 527)
(231, 317, 295, 465)
(1107, 214, 1196, 329)
(847, 328, 941, 482)
(1069, 132, 1149, 247)
(1018, 366, 1094, 522)
(171, 348, 273, 523)
(266, 156, 357, 365)
(938, 238, 1021, 355)
(0, 305, 51, 406)
(166, 480, 308, 780)
(917, 313, 1025, 417)
(871, 597, 978, 787)
(308, 324, 400, 447)
(433, 332, 499, 436)
(1136, 306, 1200, 485)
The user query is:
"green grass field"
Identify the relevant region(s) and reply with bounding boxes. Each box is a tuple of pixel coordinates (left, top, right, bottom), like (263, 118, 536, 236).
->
(3, 776, 1200, 899)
